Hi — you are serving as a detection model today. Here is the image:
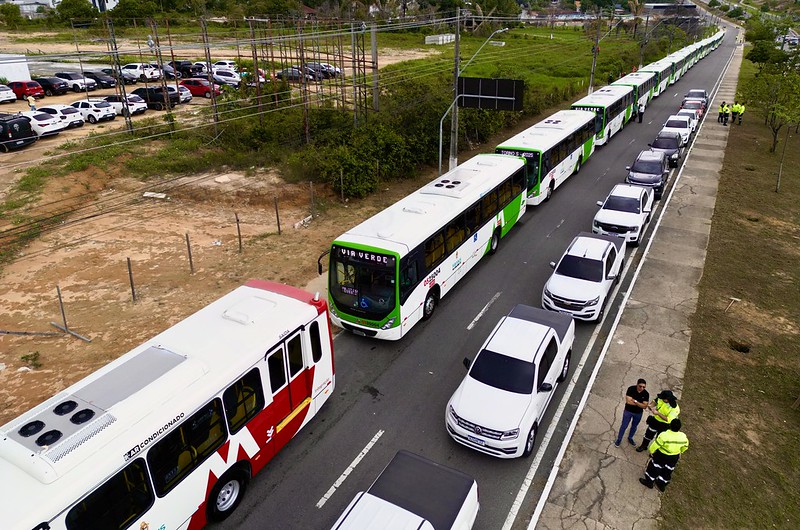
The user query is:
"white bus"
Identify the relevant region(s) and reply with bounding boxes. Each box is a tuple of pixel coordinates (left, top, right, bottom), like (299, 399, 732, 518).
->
(612, 71, 658, 111)
(495, 109, 599, 206)
(320, 153, 527, 340)
(0, 280, 335, 530)
(570, 85, 635, 146)
(640, 59, 673, 97)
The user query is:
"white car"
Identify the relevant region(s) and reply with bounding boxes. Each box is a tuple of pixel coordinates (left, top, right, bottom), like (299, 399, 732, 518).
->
(213, 60, 238, 71)
(0, 84, 16, 103)
(101, 94, 148, 116)
(20, 111, 67, 137)
(166, 85, 192, 104)
(70, 99, 116, 124)
(121, 63, 160, 82)
(54, 72, 98, 92)
(445, 304, 575, 459)
(212, 68, 241, 87)
(676, 108, 700, 133)
(592, 184, 654, 246)
(38, 104, 85, 128)
(542, 232, 626, 321)
(661, 114, 692, 146)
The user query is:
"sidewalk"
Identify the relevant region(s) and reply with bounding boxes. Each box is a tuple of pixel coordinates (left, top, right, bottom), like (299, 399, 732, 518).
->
(534, 42, 743, 529)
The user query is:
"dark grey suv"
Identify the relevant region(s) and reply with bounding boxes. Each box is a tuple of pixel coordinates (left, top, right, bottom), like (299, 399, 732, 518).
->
(625, 149, 670, 199)
(648, 131, 683, 168)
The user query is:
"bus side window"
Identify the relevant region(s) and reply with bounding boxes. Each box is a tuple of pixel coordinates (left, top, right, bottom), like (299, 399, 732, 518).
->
(223, 368, 266, 434)
(542, 152, 552, 174)
(424, 231, 445, 269)
(309, 321, 323, 363)
(267, 348, 287, 393)
(65, 458, 154, 530)
(465, 204, 481, 235)
(445, 216, 466, 253)
(497, 180, 512, 208)
(511, 168, 524, 197)
(480, 188, 499, 223)
(399, 259, 418, 304)
(286, 334, 304, 378)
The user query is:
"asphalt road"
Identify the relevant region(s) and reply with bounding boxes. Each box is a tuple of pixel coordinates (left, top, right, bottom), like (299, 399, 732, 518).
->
(218, 29, 738, 530)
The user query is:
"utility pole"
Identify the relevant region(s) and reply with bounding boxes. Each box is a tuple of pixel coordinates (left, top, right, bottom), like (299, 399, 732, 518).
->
(449, 7, 461, 172)
(247, 18, 263, 125)
(148, 19, 173, 129)
(639, 14, 650, 68)
(200, 18, 219, 136)
(588, 12, 601, 95)
(105, 18, 132, 133)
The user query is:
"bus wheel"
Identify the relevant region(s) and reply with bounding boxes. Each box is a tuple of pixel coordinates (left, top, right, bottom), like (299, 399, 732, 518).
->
(422, 290, 437, 321)
(575, 157, 582, 174)
(207, 468, 249, 522)
(488, 229, 500, 255)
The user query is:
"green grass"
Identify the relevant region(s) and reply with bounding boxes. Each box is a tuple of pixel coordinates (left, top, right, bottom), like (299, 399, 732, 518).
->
(661, 58, 800, 527)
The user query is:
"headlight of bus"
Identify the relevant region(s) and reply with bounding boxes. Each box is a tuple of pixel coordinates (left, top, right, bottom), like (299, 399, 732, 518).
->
(501, 428, 520, 440)
(380, 317, 396, 330)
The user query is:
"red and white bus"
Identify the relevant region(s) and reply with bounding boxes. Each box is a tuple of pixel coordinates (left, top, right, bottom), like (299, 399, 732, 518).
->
(0, 280, 335, 530)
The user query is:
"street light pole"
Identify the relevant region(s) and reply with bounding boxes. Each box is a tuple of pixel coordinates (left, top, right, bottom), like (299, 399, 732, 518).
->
(442, 26, 510, 174)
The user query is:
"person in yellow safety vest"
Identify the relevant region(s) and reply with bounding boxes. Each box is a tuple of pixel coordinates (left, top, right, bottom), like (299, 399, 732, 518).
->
(731, 101, 740, 124)
(718, 101, 726, 123)
(637, 389, 680, 452)
(737, 103, 745, 125)
(722, 103, 731, 126)
(639, 418, 689, 492)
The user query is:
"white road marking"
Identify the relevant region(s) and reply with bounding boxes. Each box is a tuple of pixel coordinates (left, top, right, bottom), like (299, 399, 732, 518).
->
(546, 219, 565, 238)
(467, 291, 502, 330)
(316, 429, 384, 508)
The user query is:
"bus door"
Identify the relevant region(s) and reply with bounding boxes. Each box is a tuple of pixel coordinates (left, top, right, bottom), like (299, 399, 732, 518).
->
(264, 331, 312, 448)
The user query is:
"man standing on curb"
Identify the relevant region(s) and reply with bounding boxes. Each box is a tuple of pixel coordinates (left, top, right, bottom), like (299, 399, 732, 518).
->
(718, 101, 726, 123)
(737, 102, 745, 125)
(731, 101, 739, 125)
(639, 418, 689, 492)
(637, 390, 680, 452)
(615, 379, 649, 447)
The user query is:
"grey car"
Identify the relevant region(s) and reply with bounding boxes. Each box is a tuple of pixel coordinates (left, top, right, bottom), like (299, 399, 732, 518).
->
(625, 149, 670, 199)
(648, 131, 683, 168)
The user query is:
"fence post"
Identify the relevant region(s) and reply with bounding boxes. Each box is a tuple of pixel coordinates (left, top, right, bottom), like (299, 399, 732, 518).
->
(127, 258, 136, 302)
(56, 285, 68, 328)
(310, 181, 316, 217)
(274, 197, 281, 235)
(235, 212, 243, 253)
(185, 233, 194, 274)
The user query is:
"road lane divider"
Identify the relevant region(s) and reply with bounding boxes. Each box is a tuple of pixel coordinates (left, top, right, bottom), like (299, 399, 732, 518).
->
(316, 429, 385, 509)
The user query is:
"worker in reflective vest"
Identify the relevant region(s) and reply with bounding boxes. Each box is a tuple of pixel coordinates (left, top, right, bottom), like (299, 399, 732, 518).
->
(737, 103, 745, 125)
(640, 418, 689, 492)
(637, 390, 680, 452)
(718, 101, 726, 123)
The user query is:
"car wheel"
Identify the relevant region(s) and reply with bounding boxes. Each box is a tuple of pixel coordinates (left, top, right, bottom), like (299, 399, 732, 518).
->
(523, 424, 538, 457)
(155, 102, 164, 111)
(140, 74, 147, 81)
(557, 351, 571, 383)
(72, 84, 81, 92)
(204, 91, 211, 98)
(45, 89, 53, 96)
(1, 143, 8, 153)
(488, 229, 500, 255)
(595, 302, 605, 322)
(206, 467, 249, 522)
(87, 114, 97, 124)
(422, 290, 437, 321)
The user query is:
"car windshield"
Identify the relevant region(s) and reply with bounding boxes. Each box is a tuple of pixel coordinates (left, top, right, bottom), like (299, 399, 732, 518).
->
(652, 137, 679, 149)
(687, 90, 705, 98)
(329, 245, 397, 321)
(678, 112, 695, 119)
(631, 160, 663, 174)
(32, 114, 51, 121)
(555, 255, 603, 282)
(469, 349, 535, 394)
(684, 101, 702, 109)
(94, 102, 111, 108)
(666, 119, 687, 129)
(604, 195, 640, 213)
(128, 95, 144, 102)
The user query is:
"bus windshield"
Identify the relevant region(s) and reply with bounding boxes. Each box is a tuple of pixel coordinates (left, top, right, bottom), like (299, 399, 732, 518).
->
(330, 245, 397, 320)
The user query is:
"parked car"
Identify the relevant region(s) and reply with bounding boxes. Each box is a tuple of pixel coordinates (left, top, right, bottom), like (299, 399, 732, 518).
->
(0, 85, 18, 104)
(213, 60, 238, 71)
(626, 149, 670, 199)
(33, 77, 70, 96)
(542, 232, 626, 321)
(8, 81, 45, 100)
(121, 63, 160, 82)
(166, 85, 192, 104)
(149, 63, 181, 80)
(302, 66, 325, 81)
(38, 104, 85, 128)
(680, 98, 706, 117)
(102, 94, 148, 116)
(180, 78, 221, 98)
(0, 112, 38, 152)
(306, 62, 341, 78)
(70, 99, 116, 124)
(677, 108, 700, 133)
(684, 88, 708, 108)
(446, 304, 575, 458)
(83, 71, 117, 89)
(168, 60, 203, 78)
(592, 184, 654, 246)
(648, 131, 684, 168)
(211, 69, 241, 87)
(100, 68, 138, 85)
(193, 61, 211, 73)
(54, 72, 97, 92)
(131, 86, 179, 110)
(20, 110, 67, 137)
(276, 67, 314, 82)
(661, 114, 692, 146)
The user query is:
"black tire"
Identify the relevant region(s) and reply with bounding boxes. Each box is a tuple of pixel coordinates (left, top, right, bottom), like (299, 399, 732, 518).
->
(155, 102, 164, 111)
(557, 351, 571, 383)
(522, 424, 538, 457)
(45, 89, 53, 96)
(595, 303, 605, 322)
(574, 157, 582, 174)
(87, 114, 97, 124)
(72, 84, 81, 92)
(206, 467, 249, 522)
(422, 290, 437, 321)
(488, 229, 500, 255)
(1, 143, 9, 153)
(140, 74, 147, 82)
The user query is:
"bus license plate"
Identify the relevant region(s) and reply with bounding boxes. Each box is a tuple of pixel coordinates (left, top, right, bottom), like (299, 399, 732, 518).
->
(467, 435, 485, 446)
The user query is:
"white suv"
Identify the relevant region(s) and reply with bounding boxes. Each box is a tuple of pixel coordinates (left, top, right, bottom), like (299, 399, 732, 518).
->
(542, 232, 626, 321)
(661, 114, 692, 146)
(446, 304, 574, 459)
(121, 63, 160, 82)
(592, 184, 654, 246)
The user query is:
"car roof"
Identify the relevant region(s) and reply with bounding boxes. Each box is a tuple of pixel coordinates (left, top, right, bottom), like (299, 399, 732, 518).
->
(609, 183, 645, 199)
(665, 115, 690, 124)
(655, 130, 681, 140)
(636, 149, 666, 162)
(565, 234, 611, 261)
(485, 313, 550, 363)
(39, 104, 73, 110)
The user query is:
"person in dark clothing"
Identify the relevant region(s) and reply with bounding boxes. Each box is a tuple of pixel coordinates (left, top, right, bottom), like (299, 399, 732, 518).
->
(615, 379, 649, 446)
(637, 389, 680, 452)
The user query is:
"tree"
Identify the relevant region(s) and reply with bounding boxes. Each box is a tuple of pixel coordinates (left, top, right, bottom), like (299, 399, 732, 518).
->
(740, 67, 800, 152)
(110, 0, 159, 21)
(708, 0, 720, 6)
(55, 0, 98, 21)
(627, 0, 644, 38)
(0, 3, 24, 29)
(746, 39, 788, 69)
(728, 7, 744, 18)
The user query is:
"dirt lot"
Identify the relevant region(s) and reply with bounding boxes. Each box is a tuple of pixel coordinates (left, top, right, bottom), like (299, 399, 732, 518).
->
(0, 44, 443, 425)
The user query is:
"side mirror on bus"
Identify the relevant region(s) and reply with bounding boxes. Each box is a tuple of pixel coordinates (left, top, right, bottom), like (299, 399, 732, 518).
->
(463, 357, 472, 370)
(317, 249, 330, 275)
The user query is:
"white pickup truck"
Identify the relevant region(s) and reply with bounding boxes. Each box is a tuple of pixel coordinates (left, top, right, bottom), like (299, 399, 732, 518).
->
(331, 450, 479, 530)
